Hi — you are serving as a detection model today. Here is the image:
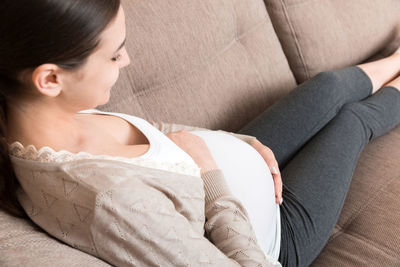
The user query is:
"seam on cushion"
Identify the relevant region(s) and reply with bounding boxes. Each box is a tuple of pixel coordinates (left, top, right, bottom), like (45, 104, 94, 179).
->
(327, 174, 399, 242)
(229, 0, 266, 102)
(237, 16, 270, 40)
(328, 226, 400, 259)
(230, 0, 266, 94)
(278, 0, 310, 80)
(235, 38, 264, 99)
(284, 0, 318, 8)
(132, 16, 271, 98)
(230, 0, 239, 41)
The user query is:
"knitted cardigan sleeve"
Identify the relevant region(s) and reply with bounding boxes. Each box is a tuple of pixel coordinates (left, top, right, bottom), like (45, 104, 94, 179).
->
(201, 169, 280, 266)
(88, 164, 280, 266)
(150, 121, 258, 145)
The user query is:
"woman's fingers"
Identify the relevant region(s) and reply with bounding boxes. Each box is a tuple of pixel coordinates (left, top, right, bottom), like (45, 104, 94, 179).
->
(261, 147, 283, 205)
(271, 165, 283, 205)
(251, 140, 283, 205)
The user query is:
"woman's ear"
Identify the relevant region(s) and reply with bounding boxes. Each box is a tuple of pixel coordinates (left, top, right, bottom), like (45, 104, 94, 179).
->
(31, 64, 63, 97)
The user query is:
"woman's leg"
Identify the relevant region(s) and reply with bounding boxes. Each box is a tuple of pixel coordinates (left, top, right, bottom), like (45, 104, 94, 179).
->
(358, 52, 400, 93)
(278, 86, 400, 266)
(237, 53, 400, 169)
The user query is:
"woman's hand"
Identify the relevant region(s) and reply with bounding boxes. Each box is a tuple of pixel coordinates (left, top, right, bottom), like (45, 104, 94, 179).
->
(250, 139, 283, 205)
(166, 130, 218, 174)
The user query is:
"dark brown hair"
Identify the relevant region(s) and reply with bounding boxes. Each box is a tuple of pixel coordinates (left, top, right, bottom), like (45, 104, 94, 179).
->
(0, 0, 121, 218)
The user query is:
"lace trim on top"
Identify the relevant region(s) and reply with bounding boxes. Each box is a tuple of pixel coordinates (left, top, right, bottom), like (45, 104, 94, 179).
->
(8, 141, 201, 177)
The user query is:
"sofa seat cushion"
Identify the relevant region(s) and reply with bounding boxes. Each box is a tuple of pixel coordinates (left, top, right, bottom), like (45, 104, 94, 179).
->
(0, 210, 111, 266)
(265, 0, 400, 83)
(98, 0, 297, 132)
(311, 124, 400, 266)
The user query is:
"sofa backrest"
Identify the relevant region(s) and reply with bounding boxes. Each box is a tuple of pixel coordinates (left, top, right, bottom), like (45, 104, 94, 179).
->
(98, 0, 297, 132)
(2, 0, 400, 266)
(1, 1, 296, 264)
(265, 0, 400, 83)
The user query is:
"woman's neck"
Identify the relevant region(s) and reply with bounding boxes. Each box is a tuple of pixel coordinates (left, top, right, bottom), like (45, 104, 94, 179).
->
(6, 98, 86, 151)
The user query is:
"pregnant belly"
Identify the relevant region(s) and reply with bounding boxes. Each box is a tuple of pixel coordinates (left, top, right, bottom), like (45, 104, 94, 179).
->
(189, 130, 280, 257)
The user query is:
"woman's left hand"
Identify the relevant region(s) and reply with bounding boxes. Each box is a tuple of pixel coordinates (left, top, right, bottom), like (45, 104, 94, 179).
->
(250, 139, 283, 205)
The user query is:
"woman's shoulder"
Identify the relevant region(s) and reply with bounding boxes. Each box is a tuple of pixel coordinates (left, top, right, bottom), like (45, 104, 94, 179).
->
(9, 146, 202, 179)
(7, 112, 150, 161)
(11, 155, 204, 215)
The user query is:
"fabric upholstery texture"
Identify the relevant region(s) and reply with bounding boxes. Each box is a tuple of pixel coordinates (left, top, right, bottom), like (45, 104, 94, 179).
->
(311, 125, 400, 266)
(264, 0, 400, 83)
(0, 210, 110, 266)
(98, 0, 296, 132)
(1, 0, 400, 266)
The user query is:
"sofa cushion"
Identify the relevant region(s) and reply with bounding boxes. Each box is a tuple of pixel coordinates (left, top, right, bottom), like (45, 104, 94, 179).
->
(0, 210, 111, 267)
(98, 0, 297, 132)
(265, 0, 400, 83)
(311, 125, 400, 266)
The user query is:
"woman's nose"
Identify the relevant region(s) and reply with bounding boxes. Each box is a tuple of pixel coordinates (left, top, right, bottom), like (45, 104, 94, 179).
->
(120, 47, 130, 68)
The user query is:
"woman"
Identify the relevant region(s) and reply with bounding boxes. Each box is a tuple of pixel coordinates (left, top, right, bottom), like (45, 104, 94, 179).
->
(1, 1, 400, 266)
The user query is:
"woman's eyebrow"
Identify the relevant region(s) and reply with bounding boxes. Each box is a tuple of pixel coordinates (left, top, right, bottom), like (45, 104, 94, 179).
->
(114, 38, 126, 53)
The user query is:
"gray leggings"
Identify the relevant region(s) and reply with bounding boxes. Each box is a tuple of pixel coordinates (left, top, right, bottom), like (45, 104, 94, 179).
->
(237, 66, 400, 267)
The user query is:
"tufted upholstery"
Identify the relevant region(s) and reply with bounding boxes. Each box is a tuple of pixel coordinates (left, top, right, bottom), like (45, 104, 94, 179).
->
(264, 0, 400, 83)
(98, 0, 297, 132)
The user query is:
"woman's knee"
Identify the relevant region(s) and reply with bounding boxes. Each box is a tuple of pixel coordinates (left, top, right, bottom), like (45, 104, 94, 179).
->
(310, 70, 346, 101)
(338, 102, 373, 140)
(339, 102, 368, 122)
(313, 70, 342, 87)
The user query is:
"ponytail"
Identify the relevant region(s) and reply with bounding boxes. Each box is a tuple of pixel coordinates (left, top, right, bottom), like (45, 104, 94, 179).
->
(0, 87, 28, 219)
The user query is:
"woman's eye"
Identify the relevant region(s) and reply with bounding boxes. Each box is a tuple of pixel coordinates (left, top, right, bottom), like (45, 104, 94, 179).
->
(112, 54, 122, 62)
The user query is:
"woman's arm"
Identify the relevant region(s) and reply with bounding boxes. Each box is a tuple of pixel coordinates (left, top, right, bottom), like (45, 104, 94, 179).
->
(150, 121, 258, 145)
(86, 162, 279, 266)
(201, 169, 280, 266)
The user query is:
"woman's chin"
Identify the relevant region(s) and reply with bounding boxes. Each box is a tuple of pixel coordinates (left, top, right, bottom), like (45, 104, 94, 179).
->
(99, 91, 111, 106)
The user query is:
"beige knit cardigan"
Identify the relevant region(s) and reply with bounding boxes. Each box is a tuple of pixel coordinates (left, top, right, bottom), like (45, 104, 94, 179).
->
(8, 120, 282, 267)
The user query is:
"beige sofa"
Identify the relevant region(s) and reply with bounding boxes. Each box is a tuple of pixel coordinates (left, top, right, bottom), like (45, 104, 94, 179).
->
(1, 0, 400, 266)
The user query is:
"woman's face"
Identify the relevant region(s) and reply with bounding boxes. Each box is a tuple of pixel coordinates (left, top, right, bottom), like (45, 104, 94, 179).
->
(60, 4, 130, 110)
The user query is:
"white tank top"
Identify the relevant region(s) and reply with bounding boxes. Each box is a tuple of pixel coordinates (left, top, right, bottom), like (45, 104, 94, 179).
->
(78, 108, 281, 260)
(77, 109, 197, 166)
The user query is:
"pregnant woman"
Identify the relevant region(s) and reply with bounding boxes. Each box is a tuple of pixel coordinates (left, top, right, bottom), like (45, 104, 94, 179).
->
(1, 1, 400, 266)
